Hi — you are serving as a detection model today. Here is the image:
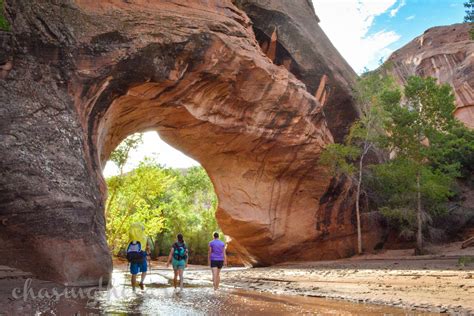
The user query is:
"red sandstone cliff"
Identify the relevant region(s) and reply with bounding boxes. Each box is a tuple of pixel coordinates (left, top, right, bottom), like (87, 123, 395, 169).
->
(386, 23, 474, 128)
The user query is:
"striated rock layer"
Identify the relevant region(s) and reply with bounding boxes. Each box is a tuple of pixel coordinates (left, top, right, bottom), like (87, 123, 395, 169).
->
(0, 0, 380, 284)
(386, 23, 474, 128)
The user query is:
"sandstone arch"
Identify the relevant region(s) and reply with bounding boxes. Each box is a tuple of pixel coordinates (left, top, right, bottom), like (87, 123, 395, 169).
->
(0, 0, 381, 285)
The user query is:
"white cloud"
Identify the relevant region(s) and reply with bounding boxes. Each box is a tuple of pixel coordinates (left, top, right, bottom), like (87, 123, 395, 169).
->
(390, 0, 406, 17)
(103, 131, 199, 177)
(312, 0, 401, 73)
(406, 15, 415, 20)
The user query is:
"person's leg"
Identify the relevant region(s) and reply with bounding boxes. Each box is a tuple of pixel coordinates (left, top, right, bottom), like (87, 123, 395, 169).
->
(211, 267, 218, 290)
(139, 260, 147, 289)
(139, 272, 147, 290)
(130, 263, 139, 290)
(178, 267, 184, 290)
(173, 269, 178, 289)
(216, 268, 221, 289)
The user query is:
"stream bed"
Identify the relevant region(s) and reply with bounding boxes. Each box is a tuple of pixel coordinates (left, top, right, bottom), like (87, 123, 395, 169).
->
(1, 267, 438, 315)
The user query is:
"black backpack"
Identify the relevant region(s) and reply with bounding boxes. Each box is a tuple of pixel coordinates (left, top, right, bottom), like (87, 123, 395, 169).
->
(172, 242, 187, 261)
(126, 241, 145, 263)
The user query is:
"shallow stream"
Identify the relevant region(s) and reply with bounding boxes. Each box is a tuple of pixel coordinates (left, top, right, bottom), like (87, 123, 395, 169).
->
(3, 267, 436, 315)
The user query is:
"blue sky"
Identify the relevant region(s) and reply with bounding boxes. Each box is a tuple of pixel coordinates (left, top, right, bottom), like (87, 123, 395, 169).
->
(372, 0, 465, 62)
(312, 0, 466, 73)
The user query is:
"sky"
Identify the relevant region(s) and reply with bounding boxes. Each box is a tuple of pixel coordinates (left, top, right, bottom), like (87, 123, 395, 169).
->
(103, 132, 199, 177)
(312, 0, 465, 73)
(103, 0, 466, 177)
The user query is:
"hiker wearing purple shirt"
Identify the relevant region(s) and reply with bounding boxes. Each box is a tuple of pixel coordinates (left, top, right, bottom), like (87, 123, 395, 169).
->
(208, 232, 227, 291)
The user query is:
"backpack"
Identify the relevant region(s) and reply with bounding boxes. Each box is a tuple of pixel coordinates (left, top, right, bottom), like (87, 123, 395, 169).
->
(126, 241, 145, 263)
(173, 242, 187, 261)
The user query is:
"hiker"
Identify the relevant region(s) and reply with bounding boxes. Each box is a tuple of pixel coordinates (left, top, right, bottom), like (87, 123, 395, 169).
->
(126, 222, 148, 290)
(208, 232, 227, 291)
(166, 233, 188, 292)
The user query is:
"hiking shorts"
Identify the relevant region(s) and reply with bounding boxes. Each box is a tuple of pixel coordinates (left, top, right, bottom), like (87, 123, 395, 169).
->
(210, 260, 224, 269)
(130, 260, 147, 275)
(172, 258, 186, 270)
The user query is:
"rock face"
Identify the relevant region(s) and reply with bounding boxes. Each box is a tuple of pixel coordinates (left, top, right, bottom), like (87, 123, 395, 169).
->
(0, 0, 380, 284)
(386, 23, 474, 128)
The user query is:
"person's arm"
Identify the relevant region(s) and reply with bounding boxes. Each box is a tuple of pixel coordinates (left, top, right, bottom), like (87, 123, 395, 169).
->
(208, 245, 212, 266)
(166, 247, 173, 267)
(224, 244, 228, 267)
(146, 241, 151, 259)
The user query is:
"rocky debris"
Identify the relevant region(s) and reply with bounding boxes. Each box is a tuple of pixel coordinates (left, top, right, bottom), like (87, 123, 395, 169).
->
(386, 23, 474, 129)
(0, 0, 375, 284)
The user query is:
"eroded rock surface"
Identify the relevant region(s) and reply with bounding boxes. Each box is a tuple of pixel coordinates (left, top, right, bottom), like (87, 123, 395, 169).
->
(0, 0, 376, 284)
(386, 23, 474, 128)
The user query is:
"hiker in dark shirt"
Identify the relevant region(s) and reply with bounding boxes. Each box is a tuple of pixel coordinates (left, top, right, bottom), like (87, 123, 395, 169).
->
(166, 233, 188, 292)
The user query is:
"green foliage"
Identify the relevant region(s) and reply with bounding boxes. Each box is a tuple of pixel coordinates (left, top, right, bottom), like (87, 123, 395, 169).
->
(321, 70, 397, 179)
(379, 207, 416, 239)
(320, 143, 360, 177)
(0, 0, 10, 31)
(109, 134, 143, 174)
(465, 0, 474, 39)
(381, 77, 458, 160)
(156, 166, 219, 256)
(373, 76, 462, 242)
(105, 154, 219, 257)
(427, 116, 474, 179)
(371, 159, 455, 218)
(106, 159, 171, 253)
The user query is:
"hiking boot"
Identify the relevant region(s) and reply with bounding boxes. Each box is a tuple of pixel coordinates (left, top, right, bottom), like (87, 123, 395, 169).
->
(139, 282, 144, 290)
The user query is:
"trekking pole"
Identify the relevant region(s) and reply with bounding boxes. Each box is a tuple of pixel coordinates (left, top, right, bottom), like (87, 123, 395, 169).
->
(148, 252, 151, 273)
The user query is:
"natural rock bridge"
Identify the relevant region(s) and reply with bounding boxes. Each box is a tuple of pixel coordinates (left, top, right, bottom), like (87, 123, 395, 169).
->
(0, 0, 382, 285)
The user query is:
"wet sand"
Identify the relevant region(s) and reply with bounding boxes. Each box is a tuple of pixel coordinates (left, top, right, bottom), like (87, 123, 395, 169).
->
(216, 244, 474, 315)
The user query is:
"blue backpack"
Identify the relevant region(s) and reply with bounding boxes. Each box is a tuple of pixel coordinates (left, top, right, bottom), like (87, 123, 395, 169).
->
(126, 241, 145, 263)
(173, 242, 187, 261)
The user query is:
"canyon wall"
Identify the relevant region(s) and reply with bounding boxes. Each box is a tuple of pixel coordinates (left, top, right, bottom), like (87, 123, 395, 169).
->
(386, 23, 474, 128)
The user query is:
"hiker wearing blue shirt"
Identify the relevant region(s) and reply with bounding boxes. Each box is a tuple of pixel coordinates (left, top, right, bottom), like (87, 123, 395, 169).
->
(126, 223, 150, 290)
(208, 232, 227, 291)
(166, 233, 188, 292)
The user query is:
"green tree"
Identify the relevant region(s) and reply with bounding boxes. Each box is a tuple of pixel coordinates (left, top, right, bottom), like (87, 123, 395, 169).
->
(106, 159, 171, 253)
(378, 76, 460, 254)
(109, 134, 144, 175)
(105, 157, 220, 258)
(465, 0, 474, 39)
(371, 159, 456, 240)
(106, 133, 143, 218)
(156, 166, 219, 257)
(320, 70, 394, 254)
